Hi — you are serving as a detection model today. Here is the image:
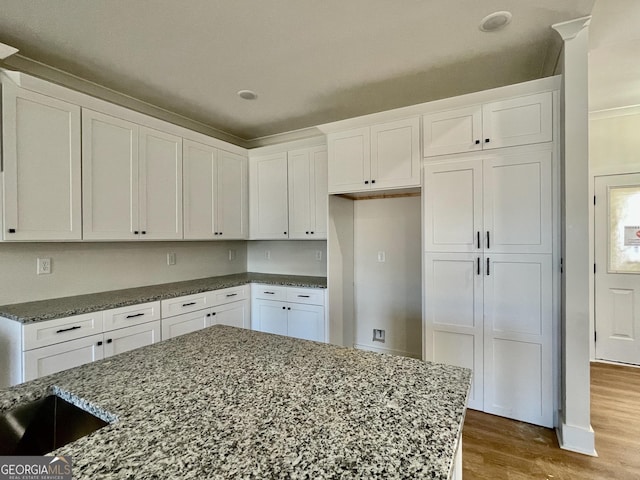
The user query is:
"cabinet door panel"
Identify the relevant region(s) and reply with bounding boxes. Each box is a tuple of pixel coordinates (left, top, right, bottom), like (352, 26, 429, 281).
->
(139, 127, 183, 240)
(288, 149, 312, 239)
(161, 310, 210, 340)
(218, 151, 248, 239)
(370, 117, 420, 189)
(82, 110, 139, 240)
(424, 160, 483, 253)
(483, 253, 553, 427)
(2, 85, 81, 240)
(483, 149, 553, 254)
(423, 106, 482, 157)
(482, 92, 552, 149)
(213, 300, 249, 329)
(288, 304, 325, 342)
(327, 128, 370, 193)
(424, 253, 483, 410)
(252, 299, 288, 335)
(311, 148, 328, 239)
(23, 334, 104, 381)
(249, 153, 289, 239)
(104, 321, 161, 357)
(183, 140, 216, 239)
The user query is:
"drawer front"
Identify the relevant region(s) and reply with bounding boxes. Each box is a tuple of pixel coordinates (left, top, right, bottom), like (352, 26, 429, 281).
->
(252, 284, 287, 302)
(103, 301, 161, 331)
(286, 287, 325, 306)
(161, 292, 211, 318)
(23, 312, 104, 351)
(212, 285, 249, 306)
(161, 310, 211, 340)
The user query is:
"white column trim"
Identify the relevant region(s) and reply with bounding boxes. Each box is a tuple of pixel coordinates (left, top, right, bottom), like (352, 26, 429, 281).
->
(552, 16, 591, 41)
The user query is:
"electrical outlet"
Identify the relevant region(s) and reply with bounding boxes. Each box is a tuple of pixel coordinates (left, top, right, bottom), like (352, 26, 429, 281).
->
(265, 250, 271, 260)
(228, 249, 236, 261)
(37, 257, 51, 275)
(373, 329, 385, 343)
(167, 252, 176, 265)
(315, 250, 322, 261)
(377, 251, 386, 263)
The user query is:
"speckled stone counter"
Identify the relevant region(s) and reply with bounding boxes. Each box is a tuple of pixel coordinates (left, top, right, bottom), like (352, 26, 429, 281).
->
(0, 326, 471, 479)
(0, 272, 326, 324)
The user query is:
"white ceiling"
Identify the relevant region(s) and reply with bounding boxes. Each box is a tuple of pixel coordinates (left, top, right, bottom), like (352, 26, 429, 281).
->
(0, 0, 595, 142)
(589, 0, 640, 112)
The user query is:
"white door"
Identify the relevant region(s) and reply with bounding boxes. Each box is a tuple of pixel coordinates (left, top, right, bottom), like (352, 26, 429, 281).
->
(2, 85, 82, 241)
(595, 174, 640, 365)
(288, 148, 312, 239)
(424, 253, 484, 410)
(82, 109, 139, 240)
(423, 106, 482, 157)
(253, 299, 288, 335)
(482, 92, 552, 150)
(217, 151, 248, 239)
(138, 126, 183, 240)
(483, 148, 553, 254)
(249, 153, 289, 239)
(327, 127, 370, 193)
(370, 117, 420, 189)
(424, 159, 483, 253)
(161, 310, 210, 340)
(213, 300, 250, 329)
(311, 147, 328, 239)
(104, 321, 161, 357)
(483, 253, 553, 427)
(287, 304, 325, 342)
(23, 334, 105, 381)
(183, 139, 217, 239)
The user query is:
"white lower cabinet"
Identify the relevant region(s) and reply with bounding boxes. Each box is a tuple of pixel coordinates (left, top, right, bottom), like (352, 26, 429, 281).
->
(160, 285, 250, 340)
(251, 284, 326, 342)
(104, 320, 161, 357)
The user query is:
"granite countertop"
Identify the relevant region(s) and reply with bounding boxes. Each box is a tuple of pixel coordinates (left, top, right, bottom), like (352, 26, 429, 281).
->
(0, 326, 471, 479)
(0, 272, 327, 324)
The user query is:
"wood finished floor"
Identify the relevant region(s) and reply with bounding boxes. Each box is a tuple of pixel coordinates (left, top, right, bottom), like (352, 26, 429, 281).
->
(462, 362, 640, 479)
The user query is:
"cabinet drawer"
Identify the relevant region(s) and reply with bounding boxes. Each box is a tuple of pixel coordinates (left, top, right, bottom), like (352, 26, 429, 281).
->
(212, 285, 249, 306)
(161, 292, 211, 318)
(252, 284, 287, 301)
(23, 312, 104, 351)
(286, 288, 325, 306)
(161, 310, 210, 340)
(103, 301, 161, 331)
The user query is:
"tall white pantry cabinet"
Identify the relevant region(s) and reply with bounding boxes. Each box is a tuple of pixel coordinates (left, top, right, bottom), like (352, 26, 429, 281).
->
(422, 90, 558, 428)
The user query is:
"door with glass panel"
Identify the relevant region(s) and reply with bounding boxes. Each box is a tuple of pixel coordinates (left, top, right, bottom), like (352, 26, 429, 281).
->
(595, 174, 640, 364)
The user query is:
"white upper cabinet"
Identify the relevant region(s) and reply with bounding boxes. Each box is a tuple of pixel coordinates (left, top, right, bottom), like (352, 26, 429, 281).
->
(288, 146, 328, 239)
(424, 146, 553, 255)
(2, 83, 82, 240)
(183, 140, 247, 240)
(138, 126, 183, 240)
(328, 118, 419, 194)
(423, 92, 552, 157)
(82, 109, 182, 240)
(249, 153, 289, 239)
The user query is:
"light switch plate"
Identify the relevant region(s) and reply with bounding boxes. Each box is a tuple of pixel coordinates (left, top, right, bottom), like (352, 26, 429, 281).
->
(37, 258, 51, 275)
(377, 251, 386, 263)
(167, 252, 176, 265)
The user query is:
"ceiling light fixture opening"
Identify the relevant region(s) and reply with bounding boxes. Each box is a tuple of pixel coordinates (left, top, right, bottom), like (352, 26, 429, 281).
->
(237, 90, 258, 100)
(479, 11, 512, 32)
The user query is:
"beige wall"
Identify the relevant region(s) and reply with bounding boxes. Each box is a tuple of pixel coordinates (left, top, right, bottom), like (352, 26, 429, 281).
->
(247, 240, 327, 277)
(353, 196, 422, 358)
(0, 241, 247, 305)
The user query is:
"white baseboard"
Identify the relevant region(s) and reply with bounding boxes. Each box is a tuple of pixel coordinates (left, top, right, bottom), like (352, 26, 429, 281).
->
(354, 343, 421, 359)
(556, 421, 597, 456)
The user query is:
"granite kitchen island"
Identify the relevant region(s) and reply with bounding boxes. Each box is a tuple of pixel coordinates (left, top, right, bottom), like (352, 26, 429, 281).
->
(0, 326, 471, 479)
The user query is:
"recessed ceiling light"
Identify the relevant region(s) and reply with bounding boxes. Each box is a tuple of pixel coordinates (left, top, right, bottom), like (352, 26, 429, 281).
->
(237, 90, 258, 100)
(479, 11, 512, 32)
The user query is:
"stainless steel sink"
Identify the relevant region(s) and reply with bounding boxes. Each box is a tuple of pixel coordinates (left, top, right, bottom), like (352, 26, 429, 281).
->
(0, 394, 109, 455)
